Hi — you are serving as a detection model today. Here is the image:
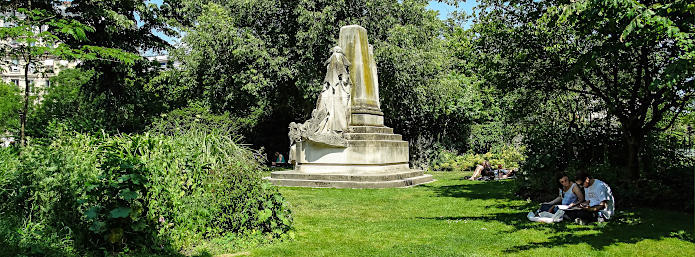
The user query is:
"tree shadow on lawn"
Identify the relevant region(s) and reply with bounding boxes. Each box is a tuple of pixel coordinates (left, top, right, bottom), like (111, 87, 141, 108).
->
(419, 180, 694, 252)
(420, 180, 519, 201)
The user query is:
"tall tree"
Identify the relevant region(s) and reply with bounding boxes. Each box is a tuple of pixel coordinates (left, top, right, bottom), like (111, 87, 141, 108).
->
(474, 0, 695, 179)
(2, 1, 178, 135)
(158, 0, 481, 160)
(0, 5, 138, 145)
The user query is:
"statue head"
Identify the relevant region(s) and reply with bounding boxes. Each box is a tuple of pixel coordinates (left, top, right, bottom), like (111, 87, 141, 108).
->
(331, 46, 343, 54)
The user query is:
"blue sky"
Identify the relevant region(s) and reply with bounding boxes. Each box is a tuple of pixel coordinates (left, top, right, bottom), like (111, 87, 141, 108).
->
(427, 0, 477, 21)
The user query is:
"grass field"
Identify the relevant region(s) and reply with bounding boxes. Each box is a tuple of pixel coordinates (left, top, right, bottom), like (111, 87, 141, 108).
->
(244, 172, 694, 256)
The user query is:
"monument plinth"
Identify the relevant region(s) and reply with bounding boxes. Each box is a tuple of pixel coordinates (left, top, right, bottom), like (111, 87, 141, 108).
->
(267, 25, 433, 188)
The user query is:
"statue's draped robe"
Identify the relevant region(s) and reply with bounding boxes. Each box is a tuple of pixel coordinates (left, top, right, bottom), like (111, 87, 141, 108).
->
(288, 48, 351, 163)
(317, 51, 351, 133)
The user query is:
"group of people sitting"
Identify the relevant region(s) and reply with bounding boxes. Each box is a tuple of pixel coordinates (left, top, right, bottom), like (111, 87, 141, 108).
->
(467, 161, 517, 181)
(528, 171, 615, 224)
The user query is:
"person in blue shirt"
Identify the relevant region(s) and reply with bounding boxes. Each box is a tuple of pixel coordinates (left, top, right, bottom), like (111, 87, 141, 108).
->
(271, 152, 286, 167)
(540, 173, 585, 213)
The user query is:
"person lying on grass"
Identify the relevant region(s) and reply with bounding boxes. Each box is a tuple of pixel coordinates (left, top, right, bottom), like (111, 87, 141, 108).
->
(563, 171, 615, 224)
(468, 160, 493, 181)
(527, 173, 584, 223)
(493, 164, 516, 179)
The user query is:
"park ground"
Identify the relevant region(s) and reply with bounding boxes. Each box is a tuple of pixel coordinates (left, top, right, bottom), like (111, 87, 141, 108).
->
(231, 172, 695, 256)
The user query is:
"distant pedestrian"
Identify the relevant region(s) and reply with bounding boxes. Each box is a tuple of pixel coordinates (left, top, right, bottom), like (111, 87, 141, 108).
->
(271, 152, 286, 167)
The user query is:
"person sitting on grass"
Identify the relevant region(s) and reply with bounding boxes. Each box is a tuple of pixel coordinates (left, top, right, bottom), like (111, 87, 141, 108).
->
(468, 160, 493, 181)
(563, 171, 615, 224)
(527, 173, 584, 223)
(271, 152, 286, 167)
(539, 173, 584, 213)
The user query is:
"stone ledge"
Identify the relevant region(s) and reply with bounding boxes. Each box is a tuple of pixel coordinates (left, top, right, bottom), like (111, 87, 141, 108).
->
(347, 126, 393, 134)
(269, 169, 423, 182)
(347, 140, 408, 147)
(265, 174, 434, 188)
(344, 133, 402, 141)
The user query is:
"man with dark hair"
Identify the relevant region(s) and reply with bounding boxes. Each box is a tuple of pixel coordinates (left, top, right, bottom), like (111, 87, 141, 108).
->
(564, 171, 615, 224)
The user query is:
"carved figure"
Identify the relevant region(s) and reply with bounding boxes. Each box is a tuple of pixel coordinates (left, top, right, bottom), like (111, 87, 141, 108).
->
(318, 46, 351, 133)
(288, 46, 352, 163)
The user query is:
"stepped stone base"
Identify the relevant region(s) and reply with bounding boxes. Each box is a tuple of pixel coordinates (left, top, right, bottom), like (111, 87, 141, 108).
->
(277, 124, 435, 188)
(266, 169, 434, 188)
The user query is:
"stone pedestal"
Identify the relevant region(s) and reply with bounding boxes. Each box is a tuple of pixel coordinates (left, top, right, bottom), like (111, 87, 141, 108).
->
(268, 124, 433, 188)
(267, 25, 433, 188)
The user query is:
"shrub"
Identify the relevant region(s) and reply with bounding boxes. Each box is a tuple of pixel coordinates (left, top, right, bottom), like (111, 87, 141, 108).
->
(0, 126, 292, 255)
(430, 145, 525, 171)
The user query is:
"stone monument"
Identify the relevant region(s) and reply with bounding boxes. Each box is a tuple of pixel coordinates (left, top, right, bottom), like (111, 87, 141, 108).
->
(267, 25, 433, 188)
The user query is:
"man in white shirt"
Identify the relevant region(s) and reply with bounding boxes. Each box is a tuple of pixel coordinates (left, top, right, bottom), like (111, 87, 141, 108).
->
(563, 171, 615, 224)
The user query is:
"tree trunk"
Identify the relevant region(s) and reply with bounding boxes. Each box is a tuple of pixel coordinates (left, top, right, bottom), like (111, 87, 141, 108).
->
(21, 60, 30, 147)
(624, 129, 643, 181)
(20, 1, 31, 147)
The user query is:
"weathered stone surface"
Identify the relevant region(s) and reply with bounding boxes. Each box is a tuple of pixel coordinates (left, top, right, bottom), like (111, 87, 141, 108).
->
(266, 170, 434, 188)
(339, 25, 382, 122)
(274, 25, 433, 188)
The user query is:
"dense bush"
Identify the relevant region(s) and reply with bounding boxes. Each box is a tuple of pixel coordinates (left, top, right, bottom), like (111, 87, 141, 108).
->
(0, 81, 22, 134)
(430, 145, 525, 172)
(0, 125, 292, 255)
(512, 114, 694, 211)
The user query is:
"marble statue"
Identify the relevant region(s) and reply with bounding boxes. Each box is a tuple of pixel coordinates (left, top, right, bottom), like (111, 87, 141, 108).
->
(288, 46, 352, 162)
(318, 46, 352, 133)
(270, 25, 433, 188)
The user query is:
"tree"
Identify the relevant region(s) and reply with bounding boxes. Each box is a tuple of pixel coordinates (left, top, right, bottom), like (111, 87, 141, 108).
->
(0, 6, 138, 146)
(157, 0, 483, 161)
(474, 0, 695, 179)
(1, 1, 178, 136)
(0, 81, 21, 134)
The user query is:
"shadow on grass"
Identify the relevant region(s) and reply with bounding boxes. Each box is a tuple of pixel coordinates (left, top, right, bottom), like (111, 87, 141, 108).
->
(420, 179, 695, 252)
(420, 180, 518, 201)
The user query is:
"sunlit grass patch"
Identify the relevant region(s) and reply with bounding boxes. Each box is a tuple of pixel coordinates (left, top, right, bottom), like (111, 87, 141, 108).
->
(249, 172, 694, 256)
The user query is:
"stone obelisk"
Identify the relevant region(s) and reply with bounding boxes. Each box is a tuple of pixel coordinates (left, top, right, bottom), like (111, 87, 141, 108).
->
(338, 25, 384, 127)
(268, 25, 433, 188)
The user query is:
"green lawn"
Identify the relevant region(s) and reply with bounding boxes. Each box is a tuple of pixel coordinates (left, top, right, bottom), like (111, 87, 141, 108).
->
(247, 172, 694, 256)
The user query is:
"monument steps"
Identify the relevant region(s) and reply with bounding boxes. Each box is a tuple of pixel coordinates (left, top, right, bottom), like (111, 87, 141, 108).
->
(347, 140, 408, 147)
(269, 169, 424, 182)
(344, 133, 402, 141)
(347, 126, 393, 134)
(266, 173, 434, 189)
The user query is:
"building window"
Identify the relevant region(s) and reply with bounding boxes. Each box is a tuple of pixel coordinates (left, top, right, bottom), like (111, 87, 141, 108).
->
(46, 80, 51, 88)
(11, 59, 19, 72)
(11, 79, 19, 87)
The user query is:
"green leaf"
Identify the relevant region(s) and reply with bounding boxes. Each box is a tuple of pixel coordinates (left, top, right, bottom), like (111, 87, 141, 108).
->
(109, 207, 132, 218)
(89, 221, 106, 233)
(85, 206, 99, 220)
(119, 189, 139, 201)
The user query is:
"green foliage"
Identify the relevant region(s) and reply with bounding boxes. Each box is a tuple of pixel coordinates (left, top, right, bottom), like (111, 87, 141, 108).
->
(0, 125, 292, 255)
(29, 61, 167, 137)
(152, 0, 486, 162)
(153, 3, 285, 134)
(431, 145, 525, 172)
(0, 81, 21, 133)
(29, 68, 102, 135)
(81, 138, 152, 247)
(147, 103, 243, 137)
(475, 0, 695, 179)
